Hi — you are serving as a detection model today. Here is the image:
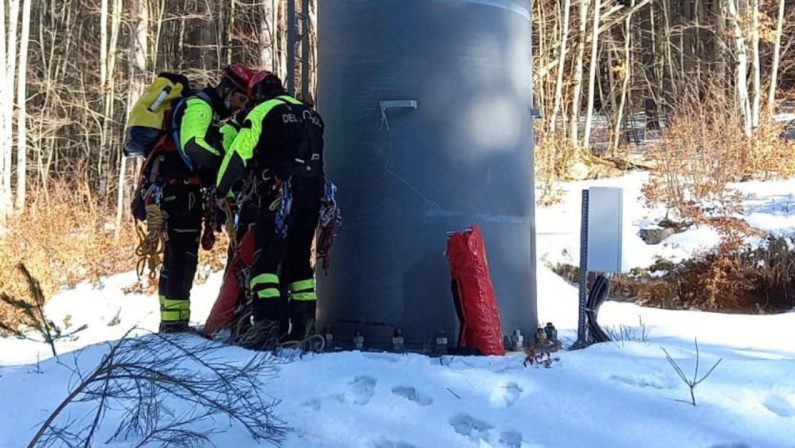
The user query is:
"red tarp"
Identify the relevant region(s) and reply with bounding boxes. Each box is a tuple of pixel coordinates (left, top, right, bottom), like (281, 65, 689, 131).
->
(203, 228, 255, 338)
(446, 225, 505, 356)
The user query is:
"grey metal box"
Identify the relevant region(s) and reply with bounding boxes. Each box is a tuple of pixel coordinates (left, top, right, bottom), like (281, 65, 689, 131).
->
(587, 187, 624, 273)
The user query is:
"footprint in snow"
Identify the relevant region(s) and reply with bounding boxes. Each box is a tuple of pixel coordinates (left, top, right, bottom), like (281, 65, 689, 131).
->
(499, 430, 523, 448)
(491, 382, 523, 407)
(371, 441, 419, 448)
(500, 431, 548, 448)
(609, 373, 674, 390)
(337, 375, 377, 406)
(763, 394, 795, 417)
(301, 398, 322, 411)
(449, 413, 493, 443)
(391, 386, 433, 406)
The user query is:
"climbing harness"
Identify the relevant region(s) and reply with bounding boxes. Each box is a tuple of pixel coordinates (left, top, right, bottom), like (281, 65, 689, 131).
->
(317, 180, 342, 274)
(274, 179, 293, 238)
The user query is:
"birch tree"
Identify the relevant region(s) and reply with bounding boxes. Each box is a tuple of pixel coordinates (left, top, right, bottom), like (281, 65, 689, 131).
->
(570, 0, 591, 146)
(582, 0, 603, 147)
(116, 0, 148, 237)
(548, 0, 572, 135)
(0, 0, 7, 219)
(0, 0, 20, 218)
(725, 0, 752, 137)
(15, 0, 30, 211)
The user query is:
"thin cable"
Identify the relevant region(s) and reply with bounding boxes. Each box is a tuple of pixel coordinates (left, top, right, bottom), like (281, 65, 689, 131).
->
(379, 109, 440, 210)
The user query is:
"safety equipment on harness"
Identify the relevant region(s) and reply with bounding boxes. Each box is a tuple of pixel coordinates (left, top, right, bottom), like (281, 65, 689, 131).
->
(274, 179, 293, 238)
(124, 73, 191, 158)
(317, 180, 342, 274)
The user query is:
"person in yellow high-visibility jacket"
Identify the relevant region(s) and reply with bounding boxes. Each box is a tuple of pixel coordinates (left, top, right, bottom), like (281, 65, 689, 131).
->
(156, 64, 253, 333)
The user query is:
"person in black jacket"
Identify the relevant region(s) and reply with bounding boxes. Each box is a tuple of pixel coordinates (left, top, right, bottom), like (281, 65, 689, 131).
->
(216, 71, 325, 348)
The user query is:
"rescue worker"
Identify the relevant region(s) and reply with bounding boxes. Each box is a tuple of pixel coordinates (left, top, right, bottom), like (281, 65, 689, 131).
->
(215, 71, 325, 348)
(157, 64, 253, 333)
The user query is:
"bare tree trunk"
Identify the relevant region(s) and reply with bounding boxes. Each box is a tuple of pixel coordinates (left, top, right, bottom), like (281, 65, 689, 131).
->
(570, 0, 591, 147)
(199, 0, 217, 70)
(713, 0, 727, 86)
(767, 0, 785, 114)
(15, 0, 30, 211)
(276, 0, 287, 83)
(0, 0, 8, 219)
(116, 0, 148, 238)
(549, 0, 572, 135)
(260, 0, 275, 70)
(101, 0, 121, 202)
(612, 0, 634, 150)
(98, 0, 108, 183)
(1, 0, 20, 218)
(751, 0, 761, 128)
(725, 0, 752, 137)
(582, 0, 602, 148)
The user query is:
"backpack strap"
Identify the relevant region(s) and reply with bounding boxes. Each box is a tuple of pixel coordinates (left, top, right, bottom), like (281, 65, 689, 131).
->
(277, 95, 322, 179)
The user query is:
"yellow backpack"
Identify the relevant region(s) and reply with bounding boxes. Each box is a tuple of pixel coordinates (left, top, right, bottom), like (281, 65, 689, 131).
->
(124, 73, 191, 158)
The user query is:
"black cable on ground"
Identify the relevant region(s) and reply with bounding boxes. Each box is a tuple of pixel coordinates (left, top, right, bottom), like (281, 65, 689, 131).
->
(586, 274, 612, 343)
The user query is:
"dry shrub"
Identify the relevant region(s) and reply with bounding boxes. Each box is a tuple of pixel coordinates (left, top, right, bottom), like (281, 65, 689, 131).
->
(638, 237, 795, 313)
(536, 132, 575, 206)
(0, 180, 230, 328)
(0, 181, 136, 326)
(643, 86, 746, 220)
(536, 131, 621, 206)
(644, 85, 795, 222)
(743, 116, 795, 179)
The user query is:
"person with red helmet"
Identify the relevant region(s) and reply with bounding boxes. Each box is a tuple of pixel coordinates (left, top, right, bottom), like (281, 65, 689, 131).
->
(155, 64, 253, 333)
(216, 71, 327, 349)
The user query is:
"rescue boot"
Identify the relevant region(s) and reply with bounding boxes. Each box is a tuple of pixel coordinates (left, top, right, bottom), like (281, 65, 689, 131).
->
(158, 321, 191, 334)
(285, 300, 317, 342)
(238, 318, 281, 351)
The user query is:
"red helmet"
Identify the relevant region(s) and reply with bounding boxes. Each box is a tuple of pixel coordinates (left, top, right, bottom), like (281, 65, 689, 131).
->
(248, 70, 284, 99)
(221, 64, 254, 94)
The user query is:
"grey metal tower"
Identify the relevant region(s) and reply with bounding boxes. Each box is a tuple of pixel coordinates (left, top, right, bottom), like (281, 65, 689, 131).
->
(316, 0, 537, 350)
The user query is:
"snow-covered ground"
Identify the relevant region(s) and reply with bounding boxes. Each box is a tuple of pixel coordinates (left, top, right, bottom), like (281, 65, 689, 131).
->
(2, 175, 795, 448)
(538, 172, 795, 270)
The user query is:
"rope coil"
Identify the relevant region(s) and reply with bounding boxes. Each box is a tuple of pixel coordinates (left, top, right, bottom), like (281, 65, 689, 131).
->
(135, 203, 169, 279)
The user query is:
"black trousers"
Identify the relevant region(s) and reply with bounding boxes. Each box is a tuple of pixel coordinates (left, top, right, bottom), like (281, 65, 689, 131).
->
(249, 182, 322, 325)
(158, 182, 202, 325)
